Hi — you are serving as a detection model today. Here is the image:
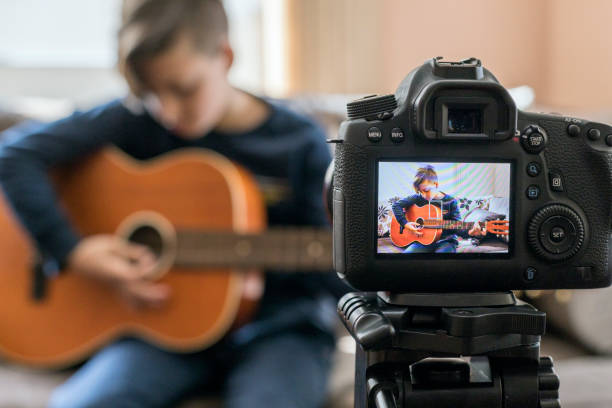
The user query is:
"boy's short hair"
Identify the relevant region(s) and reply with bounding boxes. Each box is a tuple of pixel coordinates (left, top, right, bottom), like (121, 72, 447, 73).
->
(118, 0, 228, 95)
(413, 165, 438, 193)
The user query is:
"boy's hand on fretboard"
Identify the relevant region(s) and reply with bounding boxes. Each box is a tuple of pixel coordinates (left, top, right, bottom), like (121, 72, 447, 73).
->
(468, 222, 487, 237)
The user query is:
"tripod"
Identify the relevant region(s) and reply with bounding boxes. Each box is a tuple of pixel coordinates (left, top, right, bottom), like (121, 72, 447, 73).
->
(338, 291, 560, 408)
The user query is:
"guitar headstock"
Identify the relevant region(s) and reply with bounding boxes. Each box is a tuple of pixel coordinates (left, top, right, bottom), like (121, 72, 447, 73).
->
(485, 219, 509, 235)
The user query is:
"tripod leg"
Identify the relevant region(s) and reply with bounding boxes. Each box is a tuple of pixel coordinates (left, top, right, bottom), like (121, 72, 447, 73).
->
(355, 345, 399, 408)
(367, 375, 398, 408)
(355, 345, 367, 408)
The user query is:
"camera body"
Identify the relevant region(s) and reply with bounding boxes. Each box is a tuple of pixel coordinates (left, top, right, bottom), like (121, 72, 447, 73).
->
(330, 57, 612, 292)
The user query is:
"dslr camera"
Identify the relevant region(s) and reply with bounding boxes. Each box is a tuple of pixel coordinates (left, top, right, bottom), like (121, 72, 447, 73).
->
(329, 57, 612, 293)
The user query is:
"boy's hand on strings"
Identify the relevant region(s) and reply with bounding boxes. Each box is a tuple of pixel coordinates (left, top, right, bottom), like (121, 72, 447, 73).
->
(66, 235, 170, 308)
(404, 222, 423, 237)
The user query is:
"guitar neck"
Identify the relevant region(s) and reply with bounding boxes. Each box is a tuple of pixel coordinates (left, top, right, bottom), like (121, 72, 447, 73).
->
(421, 220, 481, 231)
(174, 228, 332, 272)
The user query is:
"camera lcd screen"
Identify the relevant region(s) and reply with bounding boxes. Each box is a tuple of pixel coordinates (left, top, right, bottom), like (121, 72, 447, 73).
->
(377, 161, 511, 255)
(447, 108, 482, 134)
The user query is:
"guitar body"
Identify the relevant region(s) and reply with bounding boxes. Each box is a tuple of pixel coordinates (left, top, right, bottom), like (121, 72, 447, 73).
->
(0, 147, 265, 367)
(390, 204, 442, 248)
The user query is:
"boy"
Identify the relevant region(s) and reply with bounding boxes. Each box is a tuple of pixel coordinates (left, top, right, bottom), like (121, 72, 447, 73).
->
(0, 1, 343, 407)
(391, 165, 486, 253)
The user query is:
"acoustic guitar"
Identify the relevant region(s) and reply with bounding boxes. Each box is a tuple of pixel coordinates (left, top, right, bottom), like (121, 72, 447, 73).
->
(0, 147, 332, 368)
(389, 203, 509, 247)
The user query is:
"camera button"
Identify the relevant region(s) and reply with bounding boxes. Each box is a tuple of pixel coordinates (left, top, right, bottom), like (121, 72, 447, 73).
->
(550, 226, 566, 243)
(540, 216, 577, 254)
(587, 128, 601, 141)
(526, 162, 541, 177)
(367, 127, 383, 143)
(606, 134, 612, 147)
(521, 125, 546, 153)
(567, 124, 581, 137)
(526, 185, 541, 200)
(548, 172, 564, 192)
(524, 267, 537, 281)
(390, 128, 405, 143)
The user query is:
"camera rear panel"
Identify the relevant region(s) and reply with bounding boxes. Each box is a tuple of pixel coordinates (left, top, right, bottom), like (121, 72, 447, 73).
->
(333, 98, 612, 292)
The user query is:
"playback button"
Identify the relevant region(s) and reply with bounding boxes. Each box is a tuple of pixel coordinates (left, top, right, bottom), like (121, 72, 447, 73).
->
(526, 185, 541, 200)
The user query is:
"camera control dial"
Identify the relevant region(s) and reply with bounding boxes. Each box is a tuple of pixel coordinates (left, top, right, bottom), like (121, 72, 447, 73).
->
(528, 205, 585, 262)
(346, 94, 397, 121)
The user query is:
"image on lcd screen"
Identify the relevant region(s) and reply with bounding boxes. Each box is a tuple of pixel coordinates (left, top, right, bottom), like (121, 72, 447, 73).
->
(377, 161, 511, 255)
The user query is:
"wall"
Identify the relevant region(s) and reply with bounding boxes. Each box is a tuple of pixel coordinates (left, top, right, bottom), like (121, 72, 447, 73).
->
(379, 0, 547, 96)
(287, 0, 612, 112)
(545, 0, 612, 110)
(287, 0, 384, 94)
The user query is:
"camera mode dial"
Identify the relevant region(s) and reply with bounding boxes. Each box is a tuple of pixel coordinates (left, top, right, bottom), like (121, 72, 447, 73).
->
(528, 204, 585, 262)
(346, 94, 397, 121)
(521, 125, 547, 154)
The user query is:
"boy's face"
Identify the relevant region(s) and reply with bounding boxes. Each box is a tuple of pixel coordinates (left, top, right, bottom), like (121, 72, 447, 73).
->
(138, 35, 233, 139)
(418, 180, 439, 201)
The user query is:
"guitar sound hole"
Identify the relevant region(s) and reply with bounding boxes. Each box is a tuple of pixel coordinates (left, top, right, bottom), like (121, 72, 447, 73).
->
(127, 225, 164, 259)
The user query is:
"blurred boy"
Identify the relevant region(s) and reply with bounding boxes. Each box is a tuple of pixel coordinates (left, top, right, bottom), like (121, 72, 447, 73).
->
(0, 1, 343, 407)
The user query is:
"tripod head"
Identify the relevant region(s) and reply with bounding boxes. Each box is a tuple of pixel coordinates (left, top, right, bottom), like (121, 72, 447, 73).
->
(338, 292, 560, 408)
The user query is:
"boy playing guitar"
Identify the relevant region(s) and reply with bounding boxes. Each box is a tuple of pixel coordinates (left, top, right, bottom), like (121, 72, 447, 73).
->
(0, 1, 344, 407)
(391, 165, 487, 253)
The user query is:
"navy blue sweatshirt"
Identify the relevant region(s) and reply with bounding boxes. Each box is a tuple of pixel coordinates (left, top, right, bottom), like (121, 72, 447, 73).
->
(0, 98, 346, 341)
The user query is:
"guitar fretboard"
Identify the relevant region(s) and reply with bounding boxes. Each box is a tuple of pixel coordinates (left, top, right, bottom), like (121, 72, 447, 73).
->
(174, 228, 332, 272)
(421, 219, 482, 230)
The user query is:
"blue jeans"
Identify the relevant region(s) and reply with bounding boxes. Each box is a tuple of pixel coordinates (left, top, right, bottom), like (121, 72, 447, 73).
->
(403, 239, 457, 253)
(48, 328, 334, 408)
